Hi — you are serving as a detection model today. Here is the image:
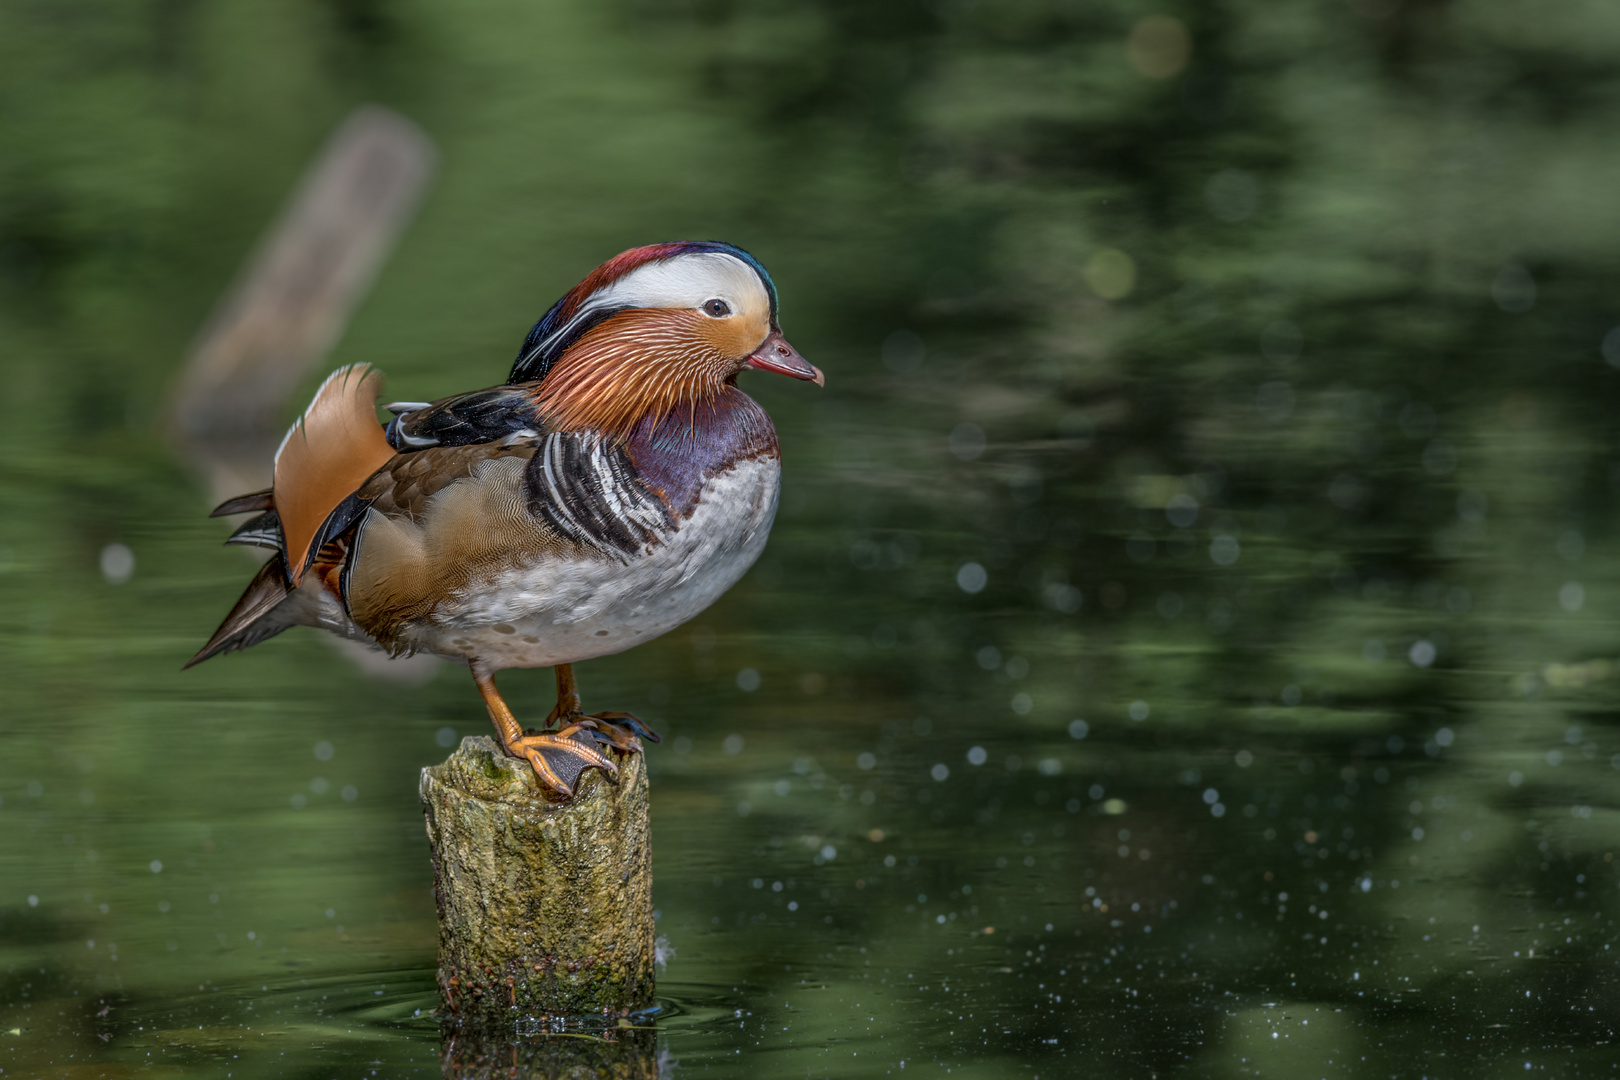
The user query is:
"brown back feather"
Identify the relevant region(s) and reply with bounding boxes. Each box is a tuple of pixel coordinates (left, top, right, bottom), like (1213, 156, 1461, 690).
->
(347, 450, 571, 652)
(273, 364, 395, 584)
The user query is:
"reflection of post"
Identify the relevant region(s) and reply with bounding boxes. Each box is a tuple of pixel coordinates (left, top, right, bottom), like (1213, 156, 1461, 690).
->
(169, 105, 436, 502)
(439, 1023, 658, 1080)
(421, 737, 656, 1026)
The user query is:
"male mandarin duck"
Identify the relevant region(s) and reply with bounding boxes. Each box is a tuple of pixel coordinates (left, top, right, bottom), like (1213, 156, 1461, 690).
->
(188, 241, 822, 797)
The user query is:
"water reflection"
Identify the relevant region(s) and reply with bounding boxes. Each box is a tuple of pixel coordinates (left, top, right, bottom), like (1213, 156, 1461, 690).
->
(5, 0, 1620, 1075)
(440, 1021, 659, 1080)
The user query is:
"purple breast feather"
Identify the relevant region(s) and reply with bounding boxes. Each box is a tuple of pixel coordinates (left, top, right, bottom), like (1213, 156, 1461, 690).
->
(626, 388, 780, 519)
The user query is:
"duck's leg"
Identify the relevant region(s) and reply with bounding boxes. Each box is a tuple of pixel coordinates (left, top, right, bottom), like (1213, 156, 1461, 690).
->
(545, 663, 662, 753)
(473, 667, 616, 798)
(546, 662, 584, 722)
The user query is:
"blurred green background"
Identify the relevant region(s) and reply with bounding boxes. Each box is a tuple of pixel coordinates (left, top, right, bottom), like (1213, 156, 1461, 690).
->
(4, 0, 1620, 1075)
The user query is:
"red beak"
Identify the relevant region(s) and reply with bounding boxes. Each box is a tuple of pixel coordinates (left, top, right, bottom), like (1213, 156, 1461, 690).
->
(743, 331, 825, 387)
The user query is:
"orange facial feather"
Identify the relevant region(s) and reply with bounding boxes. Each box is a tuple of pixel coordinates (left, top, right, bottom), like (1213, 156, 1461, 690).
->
(536, 309, 760, 437)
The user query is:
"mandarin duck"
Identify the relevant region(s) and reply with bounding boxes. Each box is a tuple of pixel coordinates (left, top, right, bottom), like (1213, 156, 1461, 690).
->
(188, 242, 822, 797)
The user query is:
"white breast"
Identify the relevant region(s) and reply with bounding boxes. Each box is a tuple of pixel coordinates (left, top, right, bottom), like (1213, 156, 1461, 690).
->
(413, 456, 781, 669)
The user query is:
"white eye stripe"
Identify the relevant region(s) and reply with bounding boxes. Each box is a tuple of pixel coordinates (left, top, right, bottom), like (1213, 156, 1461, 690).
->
(539, 253, 766, 356)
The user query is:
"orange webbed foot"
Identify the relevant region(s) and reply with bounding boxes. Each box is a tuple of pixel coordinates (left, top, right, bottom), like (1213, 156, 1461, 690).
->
(507, 731, 618, 799)
(473, 668, 619, 799)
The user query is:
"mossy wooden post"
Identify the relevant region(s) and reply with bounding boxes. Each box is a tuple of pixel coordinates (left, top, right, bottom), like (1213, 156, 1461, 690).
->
(421, 736, 655, 1025)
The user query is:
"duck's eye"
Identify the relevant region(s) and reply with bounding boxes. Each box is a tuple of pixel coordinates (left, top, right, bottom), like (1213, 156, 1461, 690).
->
(703, 298, 732, 318)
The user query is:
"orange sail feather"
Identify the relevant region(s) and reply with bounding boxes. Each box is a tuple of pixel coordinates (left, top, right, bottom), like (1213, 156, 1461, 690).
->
(273, 364, 395, 584)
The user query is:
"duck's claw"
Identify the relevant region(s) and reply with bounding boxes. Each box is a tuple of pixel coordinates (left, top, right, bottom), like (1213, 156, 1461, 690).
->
(567, 718, 635, 751)
(510, 731, 618, 798)
(551, 712, 659, 754)
(556, 719, 631, 752)
(589, 711, 662, 744)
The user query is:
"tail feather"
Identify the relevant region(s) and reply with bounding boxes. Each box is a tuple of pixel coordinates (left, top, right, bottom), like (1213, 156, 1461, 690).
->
(190, 363, 393, 667)
(274, 364, 395, 585)
(210, 488, 274, 518)
(184, 556, 297, 669)
(224, 509, 283, 550)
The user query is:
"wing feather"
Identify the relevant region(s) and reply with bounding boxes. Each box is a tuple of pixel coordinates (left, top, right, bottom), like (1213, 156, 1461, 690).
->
(525, 433, 672, 559)
(384, 384, 547, 451)
(273, 364, 395, 584)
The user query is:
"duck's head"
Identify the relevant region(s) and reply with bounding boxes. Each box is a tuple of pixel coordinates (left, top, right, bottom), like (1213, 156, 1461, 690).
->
(513, 241, 822, 436)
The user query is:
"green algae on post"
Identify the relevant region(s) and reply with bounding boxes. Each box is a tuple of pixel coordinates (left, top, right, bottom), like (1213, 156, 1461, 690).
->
(420, 736, 654, 1024)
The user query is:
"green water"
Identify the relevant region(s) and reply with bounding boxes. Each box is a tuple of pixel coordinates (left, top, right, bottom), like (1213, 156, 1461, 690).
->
(5, 0, 1620, 1075)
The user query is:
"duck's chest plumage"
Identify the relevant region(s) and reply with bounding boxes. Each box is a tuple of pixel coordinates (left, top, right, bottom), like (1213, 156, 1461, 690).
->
(338, 389, 780, 670)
